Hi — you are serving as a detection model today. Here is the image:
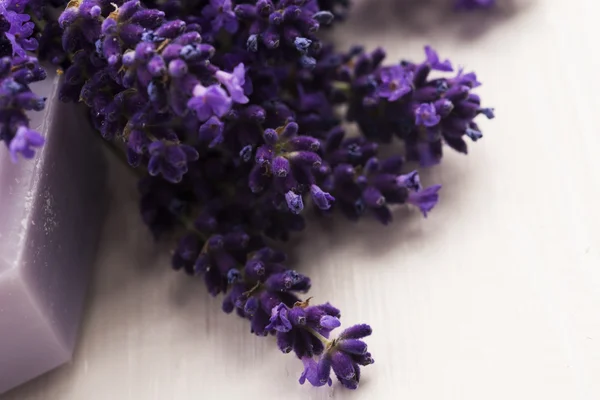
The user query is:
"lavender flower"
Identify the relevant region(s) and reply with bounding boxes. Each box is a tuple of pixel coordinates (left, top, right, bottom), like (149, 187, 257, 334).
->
(408, 184, 442, 217)
(424, 45, 453, 72)
(215, 63, 249, 104)
(309, 323, 374, 389)
(202, 0, 239, 34)
(0, 55, 46, 161)
(188, 84, 232, 120)
(0, 0, 496, 390)
(8, 126, 44, 162)
(325, 46, 494, 166)
(0, 0, 38, 57)
(415, 103, 441, 127)
(377, 65, 412, 102)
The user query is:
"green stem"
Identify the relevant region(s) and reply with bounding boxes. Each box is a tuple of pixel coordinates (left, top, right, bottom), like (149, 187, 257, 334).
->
(307, 327, 332, 347)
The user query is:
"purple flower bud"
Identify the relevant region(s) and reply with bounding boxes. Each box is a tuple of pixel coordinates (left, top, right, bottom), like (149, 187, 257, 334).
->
(396, 170, 421, 192)
(266, 270, 304, 291)
(102, 36, 121, 65)
(58, 8, 79, 28)
(262, 28, 280, 49)
(340, 324, 373, 340)
(90, 5, 101, 18)
(377, 65, 412, 102)
(479, 107, 495, 119)
(174, 31, 202, 46)
(435, 98, 454, 117)
(269, 10, 284, 25)
(119, 24, 144, 46)
(278, 121, 298, 139)
(285, 190, 304, 214)
(244, 296, 259, 316)
(272, 156, 291, 177)
(465, 127, 483, 141)
(362, 186, 385, 207)
(424, 45, 453, 72)
(415, 103, 441, 127)
(320, 315, 341, 330)
(331, 352, 356, 380)
(338, 339, 368, 355)
(244, 260, 265, 279)
(246, 33, 258, 52)
(299, 357, 330, 387)
(316, 356, 333, 386)
(355, 352, 375, 366)
(333, 164, 355, 182)
(288, 306, 306, 325)
(147, 55, 166, 76)
(310, 185, 334, 210)
(168, 59, 187, 77)
(121, 50, 135, 66)
(118, 0, 142, 21)
(263, 128, 278, 145)
(239, 145, 253, 162)
(223, 231, 249, 250)
(207, 236, 224, 253)
(198, 116, 224, 145)
(221, 284, 244, 313)
(265, 303, 292, 332)
(255, 145, 273, 166)
(313, 11, 334, 24)
(130, 9, 165, 28)
(283, 6, 301, 21)
(193, 253, 209, 275)
(180, 43, 215, 61)
(134, 41, 154, 62)
(215, 63, 249, 104)
(277, 331, 294, 353)
(294, 37, 311, 54)
(299, 55, 316, 70)
(155, 20, 186, 38)
(8, 126, 44, 163)
(249, 165, 268, 193)
(128, 129, 149, 154)
(256, 0, 274, 16)
(445, 85, 470, 102)
(288, 151, 321, 168)
(188, 84, 232, 121)
(408, 184, 442, 217)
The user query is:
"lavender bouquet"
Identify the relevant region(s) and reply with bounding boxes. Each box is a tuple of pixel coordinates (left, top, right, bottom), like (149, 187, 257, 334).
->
(1, 0, 493, 390)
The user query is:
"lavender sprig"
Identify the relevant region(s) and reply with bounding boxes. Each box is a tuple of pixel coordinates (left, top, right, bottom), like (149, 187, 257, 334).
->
(0, 0, 495, 390)
(170, 223, 374, 388)
(0, 0, 47, 161)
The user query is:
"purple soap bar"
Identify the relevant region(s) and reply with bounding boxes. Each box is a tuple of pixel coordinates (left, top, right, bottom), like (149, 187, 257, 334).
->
(0, 71, 106, 394)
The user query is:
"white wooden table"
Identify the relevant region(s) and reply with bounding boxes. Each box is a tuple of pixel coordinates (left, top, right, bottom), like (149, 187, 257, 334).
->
(4, 0, 600, 398)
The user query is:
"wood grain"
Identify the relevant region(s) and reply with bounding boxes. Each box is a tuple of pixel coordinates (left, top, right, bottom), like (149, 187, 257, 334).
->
(4, 0, 600, 398)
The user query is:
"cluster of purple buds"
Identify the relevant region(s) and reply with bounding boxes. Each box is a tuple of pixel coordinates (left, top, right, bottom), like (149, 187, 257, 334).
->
(234, 0, 335, 69)
(0, 55, 46, 161)
(269, 301, 374, 389)
(0, 0, 47, 161)
(169, 217, 374, 388)
(320, 45, 495, 167)
(1, 0, 495, 391)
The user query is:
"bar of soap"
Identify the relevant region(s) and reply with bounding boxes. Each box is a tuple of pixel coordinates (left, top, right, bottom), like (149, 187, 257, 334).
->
(0, 71, 107, 394)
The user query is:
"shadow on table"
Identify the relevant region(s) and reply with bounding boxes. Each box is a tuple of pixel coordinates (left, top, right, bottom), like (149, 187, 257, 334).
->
(335, 0, 533, 41)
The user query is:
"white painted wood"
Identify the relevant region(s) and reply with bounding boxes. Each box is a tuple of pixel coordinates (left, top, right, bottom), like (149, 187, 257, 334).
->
(4, 0, 600, 398)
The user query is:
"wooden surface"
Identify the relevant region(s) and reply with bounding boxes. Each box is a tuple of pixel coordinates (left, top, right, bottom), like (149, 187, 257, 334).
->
(4, 0, 600, 398)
